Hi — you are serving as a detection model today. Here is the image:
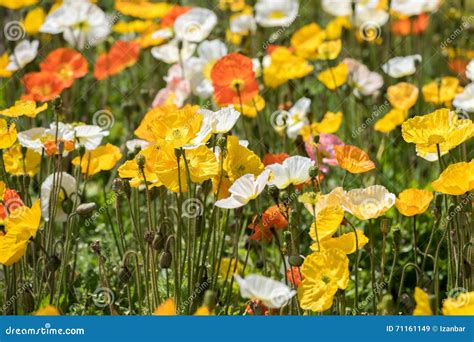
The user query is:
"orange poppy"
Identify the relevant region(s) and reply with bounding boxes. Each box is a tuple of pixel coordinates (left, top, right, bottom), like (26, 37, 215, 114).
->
(211, 53, 259, 105)
(248, 205, 288, 242)
(22, 72, 66, 102)
(334, 144, 375, 174)
(262, 152, 289, 166)
(43, 139, 75, 156)
(448, 59, 469, 81)
(391, 13, 429, 36)
(286, 266, 303, 287)
(94, 40, 141, 80)
(161, 5, 190, 27)
(40, 48, 88, 88)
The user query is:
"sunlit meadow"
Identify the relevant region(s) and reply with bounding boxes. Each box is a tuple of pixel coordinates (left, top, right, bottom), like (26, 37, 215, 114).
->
(0, 0, 473, 316)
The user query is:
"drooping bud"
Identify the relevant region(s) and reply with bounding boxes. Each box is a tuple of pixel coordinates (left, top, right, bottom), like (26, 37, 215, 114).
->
(159, 251, 172, 269)
(76, 202, 97, 217)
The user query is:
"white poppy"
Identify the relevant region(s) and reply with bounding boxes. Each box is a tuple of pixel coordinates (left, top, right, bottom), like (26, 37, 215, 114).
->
(354, 7, 389, 28)
(185, 39, 227, 98)
(40, 1, 110, 49)
(174, 8, 217, 43)
(18, 123, 74, 154)
(255, 0, 299, 28)
(73, 125, 109, 150)
(199, 107, 241, 134)
(453, 83, 474, 113)
(344, 58, 384, 98)
(466, 59, 474, 81)
(7, 40, 39, 72)
(41, 172, 78, 222)
(390, 0, 439, 16)
(126, 139, 151, 152)
(321, 0, 352, 17)
(151, 39, 196, 64)
(234, 274, 296, 308)
(215, 170, 271, 209)
(382, 55, 422, 78)
(286, 97, 311, 139)
(340, 185, 395, 220)
(230, 14, 257, 34)
(266, 156, 314, 189)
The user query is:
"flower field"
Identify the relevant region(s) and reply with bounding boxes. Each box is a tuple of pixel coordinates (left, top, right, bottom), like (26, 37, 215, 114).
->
(0, 0, 473, 316)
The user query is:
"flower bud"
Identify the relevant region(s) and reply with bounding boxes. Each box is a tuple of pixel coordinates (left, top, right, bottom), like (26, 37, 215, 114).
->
(380, 218, 391, 234)
(118, 265, 132, 286)
(47, 254, 61, 272)
(174, 148, 182, 159)
(153, 232, 165, 251)
(62, 197, 74, 215)
(308, 166, 319, 179)
(76, 202, 97, 217)
(267, 185, 280, 204)
(289, 255, 304, 267)
(135, 154, 146, 168)
(78, 144, 86, 157)
(90, 240, 101, 255)
(159, 251, 172, 269)
(112, 178, 124, 194)
(20, 285, 35, 313)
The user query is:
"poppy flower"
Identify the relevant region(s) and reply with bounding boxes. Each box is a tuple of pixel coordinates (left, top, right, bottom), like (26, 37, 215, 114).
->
(431, 160, 474, 195)
(23, 7, 45, 35)
(0, 0, 38, 10)
(0, 119, 17, 149)
(442, 291, 474, 315)
(401, 108, 473, 157)
(215, 170, 271, 209)
(0, 100, 47, 118)
(34, 305, 60, 316)
(255, 0, 299, 28)
(374, 109, 407, 134)
(153, 299, 177, 315)
(0, 185, 23, 223)
(387, 82, 419, 110)
(318, 63, 348, 90)
(40, 48, 88, 88)
(0, 200, 41, 266)
(266, 155, 314, 189)
(340, 185, 395, 220)
(263, 153, 289, 166)
(223, 135, 264, 182)
(248, 204, 288, 242)
(161, 6, 191, 27)
(391, 13, 429, 36)
(211, 53, 259, 105)
(382, 55, 422, 78)
(94, 41, 141, 80)
(422, 77, 462, 105)
(72, 144, 122, 176)
(0, 53, 12, 78)
(115, 0, 173, 20)
(297, 248, 349, 312)
(235, 274, 296, 308)
(413, 287, 433, 315)
(3, 144, 41, 177)
(286, 266, 303, 287)
(263, 47, 313, 88)
(395, 188, 433, 216)
(334, 144, 375, 174)
(290, 23, 326, 60)
(40, 172, 78, 222)
(6, 40, 39, 72)
(315, 230, 369, 254)
(22, 71, 66, 102)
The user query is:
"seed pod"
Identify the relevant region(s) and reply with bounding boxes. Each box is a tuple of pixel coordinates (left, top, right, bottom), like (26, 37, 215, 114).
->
(289, 255, 304, 267)
(159, 251, 172, 269)
(76, 202, 97, 217)
(47, 255, 61, 272)
(144, 231, 154, 245)
(21, 286, 35, 313)
(152, 232, 165, 251)
(62, 198, 74, 215)
(118, 265, 132, 286)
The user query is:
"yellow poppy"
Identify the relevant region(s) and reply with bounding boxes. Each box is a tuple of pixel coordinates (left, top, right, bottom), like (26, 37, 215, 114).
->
(387, 82, 419, 110)
(263, 47, 314, 88)
(442, 291, 474, 315)
(153, 298, 176, 315)
(413, 287, 433, 315)
(223, 135, 263, 182)
(291, 23, 326, 60)
(0, 53, 12, 78)
(297, 248, 350, 312)
(225, 95, 265, 118)
(3, 144, 41, 176)
(113, 20, 155, 34)
(0, 0, 37, 9)
(334, 144, 375, 174)
(317, 40, 342, 60)
(314, 229, 369, 254)
(422, 77, 462, 105)
(0, 201, 41, 266)
(431, 160, 474, 195)
(395, 189, 433, 216)
(0, 100, 48, 118)
(118, 145, 162, 189)
(155, 145, 218, 192)
(0, 119, 17, 149)
(115, 0, 172, 19)
(401, 109, 473, 155)
(23, 7, 45, 35)
(219, 0, 246, 11)
(324, 17, 351, 40)
(72, 144, 122, 176)
(148, 105, 202, 148)
(317, 63, 348, 90)
(309, 205, 344, 241)
(312, 111, 343, 135)
(374, 109, 407, 133)
(34, 305, 60, 315)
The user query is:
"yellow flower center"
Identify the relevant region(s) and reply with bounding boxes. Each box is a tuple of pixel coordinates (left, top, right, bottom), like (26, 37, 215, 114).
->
(268, 11, 286, 19)
(231, 78, 245, 92)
